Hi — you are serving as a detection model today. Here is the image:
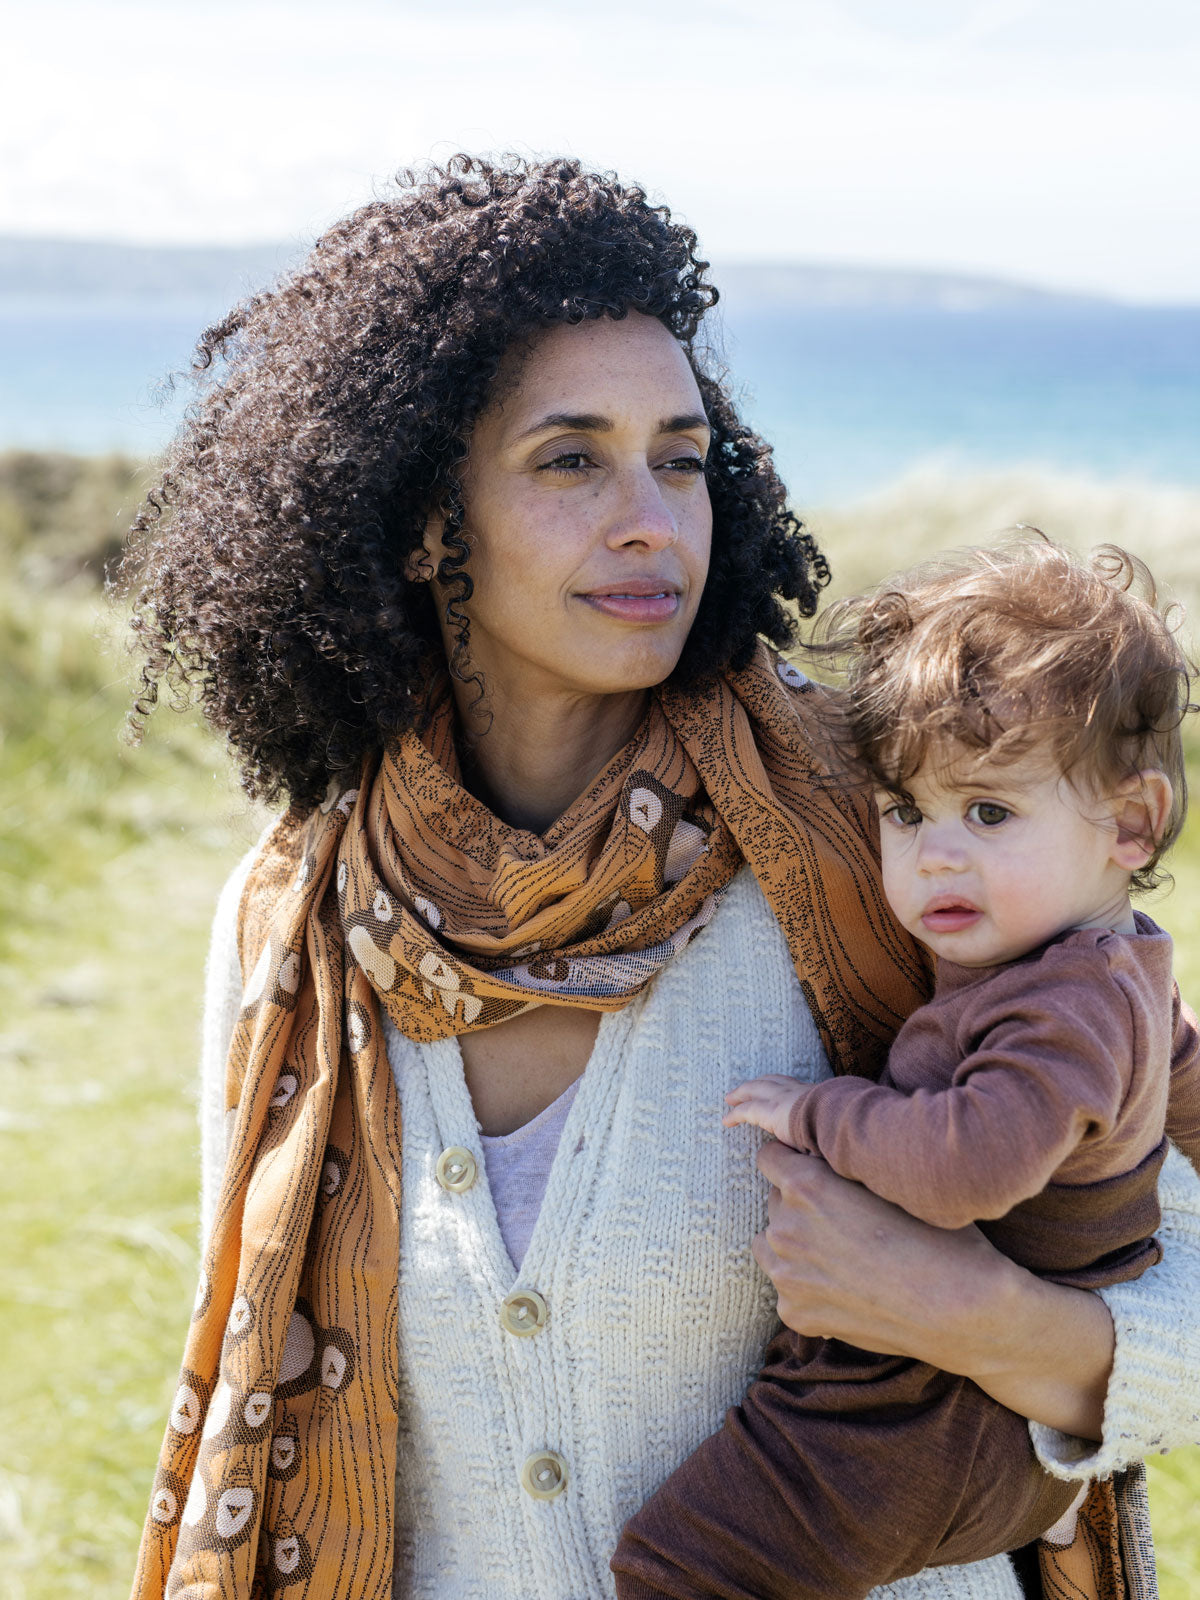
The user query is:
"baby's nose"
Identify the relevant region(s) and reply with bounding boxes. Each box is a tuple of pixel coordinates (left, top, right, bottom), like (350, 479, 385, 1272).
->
(916, 826, 968, 872)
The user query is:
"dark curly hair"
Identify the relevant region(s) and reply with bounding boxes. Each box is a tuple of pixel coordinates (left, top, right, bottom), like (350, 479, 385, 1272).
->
(119, 154, 829, 808)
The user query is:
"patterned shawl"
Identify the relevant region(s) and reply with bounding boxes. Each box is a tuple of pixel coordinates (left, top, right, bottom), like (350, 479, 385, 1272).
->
(130, 646, 1124, 1599)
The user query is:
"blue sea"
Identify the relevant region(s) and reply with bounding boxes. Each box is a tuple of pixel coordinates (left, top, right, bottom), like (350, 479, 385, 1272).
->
(2, 298, 1198, 506)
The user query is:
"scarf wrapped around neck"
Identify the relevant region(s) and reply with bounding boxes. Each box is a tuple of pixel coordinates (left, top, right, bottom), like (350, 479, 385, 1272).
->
(133, 646, 947, 1597)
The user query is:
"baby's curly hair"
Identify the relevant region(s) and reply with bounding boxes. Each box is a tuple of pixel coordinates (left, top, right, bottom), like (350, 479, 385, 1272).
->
(118, 154, 829, 808)
(817, 535, 1195, 892)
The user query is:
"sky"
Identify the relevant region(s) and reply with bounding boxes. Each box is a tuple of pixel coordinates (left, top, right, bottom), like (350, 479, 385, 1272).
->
(3, 0, 1199, 302)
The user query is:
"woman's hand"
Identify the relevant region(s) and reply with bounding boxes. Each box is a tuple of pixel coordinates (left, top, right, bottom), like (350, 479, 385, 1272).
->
(754, 1139, 1116, 1441)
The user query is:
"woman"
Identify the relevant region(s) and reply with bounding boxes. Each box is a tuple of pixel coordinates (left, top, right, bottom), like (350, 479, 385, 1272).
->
(124, 156, 1200, 1599)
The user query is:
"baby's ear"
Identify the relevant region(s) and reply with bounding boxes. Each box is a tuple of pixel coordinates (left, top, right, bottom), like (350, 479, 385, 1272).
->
(1110, 770, 1173, 870)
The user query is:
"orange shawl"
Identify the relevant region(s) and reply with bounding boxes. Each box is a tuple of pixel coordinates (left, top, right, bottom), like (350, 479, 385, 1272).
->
(131, 647, 1109, 1598)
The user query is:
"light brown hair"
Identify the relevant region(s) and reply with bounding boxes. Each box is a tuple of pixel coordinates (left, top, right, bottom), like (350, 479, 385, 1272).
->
(815, 534, 1195, 892)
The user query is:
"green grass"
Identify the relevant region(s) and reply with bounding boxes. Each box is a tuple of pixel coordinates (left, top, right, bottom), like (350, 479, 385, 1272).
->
(1, 470, 1199, 1597)
(805, 467, 1200, 619)
(0, 574, 267, 1597)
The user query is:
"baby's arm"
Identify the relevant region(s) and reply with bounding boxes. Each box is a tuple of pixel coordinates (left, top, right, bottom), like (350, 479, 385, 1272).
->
(732, 951, 1132, 1231)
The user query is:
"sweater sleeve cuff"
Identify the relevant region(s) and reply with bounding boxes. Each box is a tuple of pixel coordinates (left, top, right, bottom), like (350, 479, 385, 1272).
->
(1029, 1143, 1200, 1480)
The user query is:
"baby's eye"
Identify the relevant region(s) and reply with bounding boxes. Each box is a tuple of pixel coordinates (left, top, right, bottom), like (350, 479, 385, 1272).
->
(883, 802, 923, 829)
(967, 801, 1010, 827)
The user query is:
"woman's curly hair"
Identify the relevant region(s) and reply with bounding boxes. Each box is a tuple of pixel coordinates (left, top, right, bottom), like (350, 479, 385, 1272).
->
(119, 154, 829, 808)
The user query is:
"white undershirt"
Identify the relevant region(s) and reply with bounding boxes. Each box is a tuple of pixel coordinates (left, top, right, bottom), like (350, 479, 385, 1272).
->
(478, 1077, 581, 1270)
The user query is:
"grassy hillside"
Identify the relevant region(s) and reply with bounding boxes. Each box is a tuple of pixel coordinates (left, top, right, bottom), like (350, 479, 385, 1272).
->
(0, 457, 1197, 1597)
(807, 467, 1200, 616)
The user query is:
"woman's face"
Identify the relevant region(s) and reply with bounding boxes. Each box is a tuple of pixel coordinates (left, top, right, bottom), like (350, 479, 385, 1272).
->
(426, 312, 713, 704)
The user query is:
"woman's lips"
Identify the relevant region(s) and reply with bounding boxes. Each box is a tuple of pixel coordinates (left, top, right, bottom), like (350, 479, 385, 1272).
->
(577, 585, 681, 623)
(921, 903, 982, 934)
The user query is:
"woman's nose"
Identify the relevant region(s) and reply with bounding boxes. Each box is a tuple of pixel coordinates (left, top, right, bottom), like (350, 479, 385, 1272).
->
(605, 466, 677, 551)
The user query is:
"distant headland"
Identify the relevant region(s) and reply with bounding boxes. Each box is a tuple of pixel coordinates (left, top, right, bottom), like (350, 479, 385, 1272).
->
(714, 262, 1106, 311)
(0, 235, 1107, 313)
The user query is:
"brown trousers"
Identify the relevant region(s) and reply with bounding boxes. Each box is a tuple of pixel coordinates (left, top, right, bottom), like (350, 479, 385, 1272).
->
(612, 1327, 1080, 1600)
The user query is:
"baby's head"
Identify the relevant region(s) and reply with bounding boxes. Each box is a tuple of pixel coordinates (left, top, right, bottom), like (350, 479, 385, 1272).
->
(825, 536, 1194, 967)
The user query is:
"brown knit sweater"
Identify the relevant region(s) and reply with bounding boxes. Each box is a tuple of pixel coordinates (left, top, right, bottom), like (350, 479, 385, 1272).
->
(789, 914, 1200, 1236)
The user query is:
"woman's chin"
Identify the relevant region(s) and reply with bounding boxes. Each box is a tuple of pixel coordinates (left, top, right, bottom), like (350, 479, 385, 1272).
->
(566, 618, 696, 695)
(567, 643, 688, 698)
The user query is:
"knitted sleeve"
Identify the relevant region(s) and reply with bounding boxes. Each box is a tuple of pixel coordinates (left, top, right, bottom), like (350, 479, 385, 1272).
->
(1030, 1141, 1200, 1478)
(1165, 992, 1200, 1168)
(198, 844, 261, 1245)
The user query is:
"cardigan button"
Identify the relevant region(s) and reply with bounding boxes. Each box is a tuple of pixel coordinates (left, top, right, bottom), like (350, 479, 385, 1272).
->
(500, 1289, 548, 1337)
(521, 1450, 568, 1500)
(435, 1147, 477, 1193)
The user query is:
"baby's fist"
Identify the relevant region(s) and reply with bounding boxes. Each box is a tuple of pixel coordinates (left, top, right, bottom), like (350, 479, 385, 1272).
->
(723, 1073, 811, 1146)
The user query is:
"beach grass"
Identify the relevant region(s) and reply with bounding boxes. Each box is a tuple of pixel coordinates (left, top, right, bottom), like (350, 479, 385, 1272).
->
(1, 466, 1198, 1597)
(806, 467, 1200, 618)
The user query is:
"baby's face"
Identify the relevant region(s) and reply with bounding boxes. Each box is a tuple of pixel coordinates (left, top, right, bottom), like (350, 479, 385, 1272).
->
(875, 746, 1137, 968)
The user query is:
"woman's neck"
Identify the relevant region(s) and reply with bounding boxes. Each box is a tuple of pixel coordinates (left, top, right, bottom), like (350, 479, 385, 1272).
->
(454, 682, 649, 834)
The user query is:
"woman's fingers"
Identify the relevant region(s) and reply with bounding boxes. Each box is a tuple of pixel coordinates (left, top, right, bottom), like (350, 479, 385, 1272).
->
(752, 1141, 1002, 1364)
(754, 1142, 1115, 1436)
(749, 1222, 783, 1283)
(756, 1135, 819, 1197)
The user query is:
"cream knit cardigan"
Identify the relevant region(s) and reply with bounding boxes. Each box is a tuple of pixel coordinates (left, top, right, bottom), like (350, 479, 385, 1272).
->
(200, 852, 1200, 1600)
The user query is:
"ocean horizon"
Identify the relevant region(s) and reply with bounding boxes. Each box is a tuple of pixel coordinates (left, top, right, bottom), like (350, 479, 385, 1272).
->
(2, 293, 1198, 507)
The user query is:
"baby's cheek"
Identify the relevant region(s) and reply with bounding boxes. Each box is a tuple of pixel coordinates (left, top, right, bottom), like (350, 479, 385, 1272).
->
(880, 854, 919, 928)
(982, 868, 1045, 941)
(986, 852, 1042, 905)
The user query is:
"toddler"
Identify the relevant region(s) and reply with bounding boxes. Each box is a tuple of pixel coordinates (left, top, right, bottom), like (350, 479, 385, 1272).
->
(614, 537, 1200, 1599)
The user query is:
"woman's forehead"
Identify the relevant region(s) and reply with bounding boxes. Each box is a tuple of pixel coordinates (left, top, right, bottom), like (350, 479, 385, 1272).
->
(485, 313, 704, 437)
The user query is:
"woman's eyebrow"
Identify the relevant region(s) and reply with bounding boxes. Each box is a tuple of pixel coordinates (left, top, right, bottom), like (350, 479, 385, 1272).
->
(660, 412, 711, 436)
(514, 411, 612, 441)
(513, 410, 711, 442)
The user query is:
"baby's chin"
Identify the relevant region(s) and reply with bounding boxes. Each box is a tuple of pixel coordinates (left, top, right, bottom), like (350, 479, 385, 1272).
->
(903, 912, 1003, 968)
(914, 919, 1105, 969)
(907, 919, 1030, 968)
(920, 941, 1011, 969)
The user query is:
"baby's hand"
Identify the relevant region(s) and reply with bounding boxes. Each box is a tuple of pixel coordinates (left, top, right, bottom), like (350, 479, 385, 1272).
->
(723, 1074, 811, 1146)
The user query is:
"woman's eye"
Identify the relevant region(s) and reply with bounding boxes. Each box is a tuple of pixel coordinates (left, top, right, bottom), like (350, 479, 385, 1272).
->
(660, 454, 706, 474)
(968, 802, 1010, 827)
(540, 452, 591, 474)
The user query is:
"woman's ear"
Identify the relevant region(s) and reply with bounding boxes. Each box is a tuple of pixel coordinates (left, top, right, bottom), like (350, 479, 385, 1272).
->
(1109, 770, 1174, 870)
